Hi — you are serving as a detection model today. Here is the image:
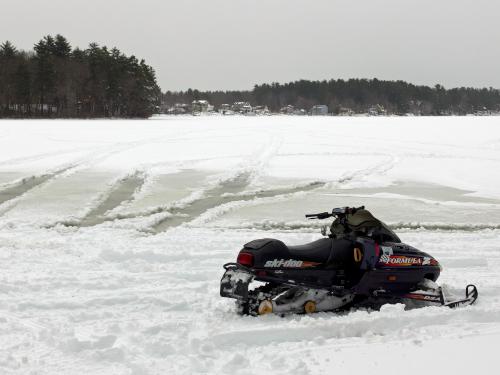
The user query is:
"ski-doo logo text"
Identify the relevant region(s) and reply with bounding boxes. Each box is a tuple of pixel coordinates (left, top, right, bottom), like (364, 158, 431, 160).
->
(264, 259, 303, 268)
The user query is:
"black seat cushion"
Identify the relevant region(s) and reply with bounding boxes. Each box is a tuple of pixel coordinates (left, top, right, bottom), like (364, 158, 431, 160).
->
(286, 238, 333, 263)
(244, 238, 279, 250)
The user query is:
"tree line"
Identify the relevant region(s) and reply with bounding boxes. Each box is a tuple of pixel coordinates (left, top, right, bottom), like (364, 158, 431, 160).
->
(0, 35, 161, 118)
(163, 79, 500, 115)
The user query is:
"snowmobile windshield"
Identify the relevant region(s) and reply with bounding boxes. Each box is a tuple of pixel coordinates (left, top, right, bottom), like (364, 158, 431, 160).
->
(331, 209, 401, 243)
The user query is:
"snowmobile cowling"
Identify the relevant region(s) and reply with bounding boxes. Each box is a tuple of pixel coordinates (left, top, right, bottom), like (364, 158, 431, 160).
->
(220, 206, 478, 316)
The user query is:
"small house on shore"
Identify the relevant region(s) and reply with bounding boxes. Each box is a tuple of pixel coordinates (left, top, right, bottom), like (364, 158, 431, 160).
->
(311, 105, 328, 116)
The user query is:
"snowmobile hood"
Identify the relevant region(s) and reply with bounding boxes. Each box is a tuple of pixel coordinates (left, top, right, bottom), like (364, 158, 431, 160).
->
(331, 209, 401, 243)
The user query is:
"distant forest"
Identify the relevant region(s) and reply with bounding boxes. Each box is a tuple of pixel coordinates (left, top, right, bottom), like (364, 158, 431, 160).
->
(163, 79, 500, 115)
(2, 36, 500, 119)
(0, 36, 160, 118)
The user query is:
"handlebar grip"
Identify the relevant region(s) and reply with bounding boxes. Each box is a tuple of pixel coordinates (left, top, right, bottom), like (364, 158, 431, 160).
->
(305, 212, 331, 219)
(306, 206, 366, 220)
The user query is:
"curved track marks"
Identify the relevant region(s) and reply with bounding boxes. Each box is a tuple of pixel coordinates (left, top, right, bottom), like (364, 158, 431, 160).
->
(151, 176, 325, 233)
(56, 173, 145, 228)
(0, 174, 57, 206)
(0, 166, 74, 213)
(78, 173, 145, 227)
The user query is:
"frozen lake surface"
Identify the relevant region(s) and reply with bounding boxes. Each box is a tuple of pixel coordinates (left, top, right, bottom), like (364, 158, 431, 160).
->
(0, 116, 499, 374)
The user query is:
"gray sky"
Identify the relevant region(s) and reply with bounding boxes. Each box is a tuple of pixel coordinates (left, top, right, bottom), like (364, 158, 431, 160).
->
(1, 0, 499, 91)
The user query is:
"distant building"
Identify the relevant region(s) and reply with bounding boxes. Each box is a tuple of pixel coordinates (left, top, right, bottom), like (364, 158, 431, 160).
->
(368, 104, 387, 116)
(192, 100, 214, 114)
(232, 102, 253, 114)
(219, 104, 234, 115)
(167, 103, 190, 115)
(253, 105, 270, 115)
(338, 107, 354, 116)
(280, 105, 295, 115)
(474, 107, 492, 116)
(311, 105, 329, 116)
(279, 105, 306, 115)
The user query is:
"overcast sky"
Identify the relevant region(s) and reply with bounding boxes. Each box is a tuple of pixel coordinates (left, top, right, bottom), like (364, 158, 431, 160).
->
(1, 0, 499, 91)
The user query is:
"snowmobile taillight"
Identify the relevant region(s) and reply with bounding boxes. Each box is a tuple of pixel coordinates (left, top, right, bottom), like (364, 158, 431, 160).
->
(257, 271, 267, 277)
(237, 252, 254, 267)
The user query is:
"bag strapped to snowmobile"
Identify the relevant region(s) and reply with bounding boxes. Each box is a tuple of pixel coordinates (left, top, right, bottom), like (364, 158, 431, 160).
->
(306, 206, 401, 243)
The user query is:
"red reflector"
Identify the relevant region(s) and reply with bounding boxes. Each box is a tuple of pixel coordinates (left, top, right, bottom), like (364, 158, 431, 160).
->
(237, 252, 254, 267)
(388, 275, 397, 281)
(375, 243, 380, 257)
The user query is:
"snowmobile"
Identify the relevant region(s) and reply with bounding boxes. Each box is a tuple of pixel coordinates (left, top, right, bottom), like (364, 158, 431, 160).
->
(220, 206, 478, 315)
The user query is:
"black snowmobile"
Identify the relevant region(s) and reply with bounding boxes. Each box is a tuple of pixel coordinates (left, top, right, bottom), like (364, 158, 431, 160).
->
(220, 206, 478, 315)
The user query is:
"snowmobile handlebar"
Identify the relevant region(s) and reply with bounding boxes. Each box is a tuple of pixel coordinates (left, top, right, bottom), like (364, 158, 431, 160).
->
(305, 212, 332, 220)
(305, 206, 365, 220)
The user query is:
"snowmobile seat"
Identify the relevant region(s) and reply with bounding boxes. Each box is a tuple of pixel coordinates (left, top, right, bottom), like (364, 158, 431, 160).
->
(286, 238, 333, 263)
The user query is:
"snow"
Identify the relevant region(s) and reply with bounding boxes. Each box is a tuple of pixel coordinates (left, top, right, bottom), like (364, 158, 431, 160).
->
(0, 116, 499, 374)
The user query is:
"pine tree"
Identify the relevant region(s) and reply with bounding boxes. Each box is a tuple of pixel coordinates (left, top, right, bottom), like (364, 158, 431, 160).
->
(34, 36, 57, 115)
(0, 41, 19, 115)
(53, 34, 71, 58)
(0, 41, 17, 58)
(14, 62, 32, 115)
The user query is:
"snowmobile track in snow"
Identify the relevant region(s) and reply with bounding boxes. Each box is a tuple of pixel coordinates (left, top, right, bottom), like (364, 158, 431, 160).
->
(58, 173, 145, 228)
(0, 166, 74, 210)
(151, 175, 325, 233)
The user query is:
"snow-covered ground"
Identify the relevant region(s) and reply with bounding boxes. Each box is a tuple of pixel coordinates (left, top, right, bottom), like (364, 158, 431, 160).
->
(0, 116, 499, 374)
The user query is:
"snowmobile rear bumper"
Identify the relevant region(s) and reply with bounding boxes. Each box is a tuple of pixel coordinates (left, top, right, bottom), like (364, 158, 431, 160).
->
(220, 263, 254, 300)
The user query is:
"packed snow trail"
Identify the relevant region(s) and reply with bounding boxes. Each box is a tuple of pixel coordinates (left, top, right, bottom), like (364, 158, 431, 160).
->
(0, 116, 499, 375)
(61, 172, 145, 228)
(1, 227, 498, 374)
